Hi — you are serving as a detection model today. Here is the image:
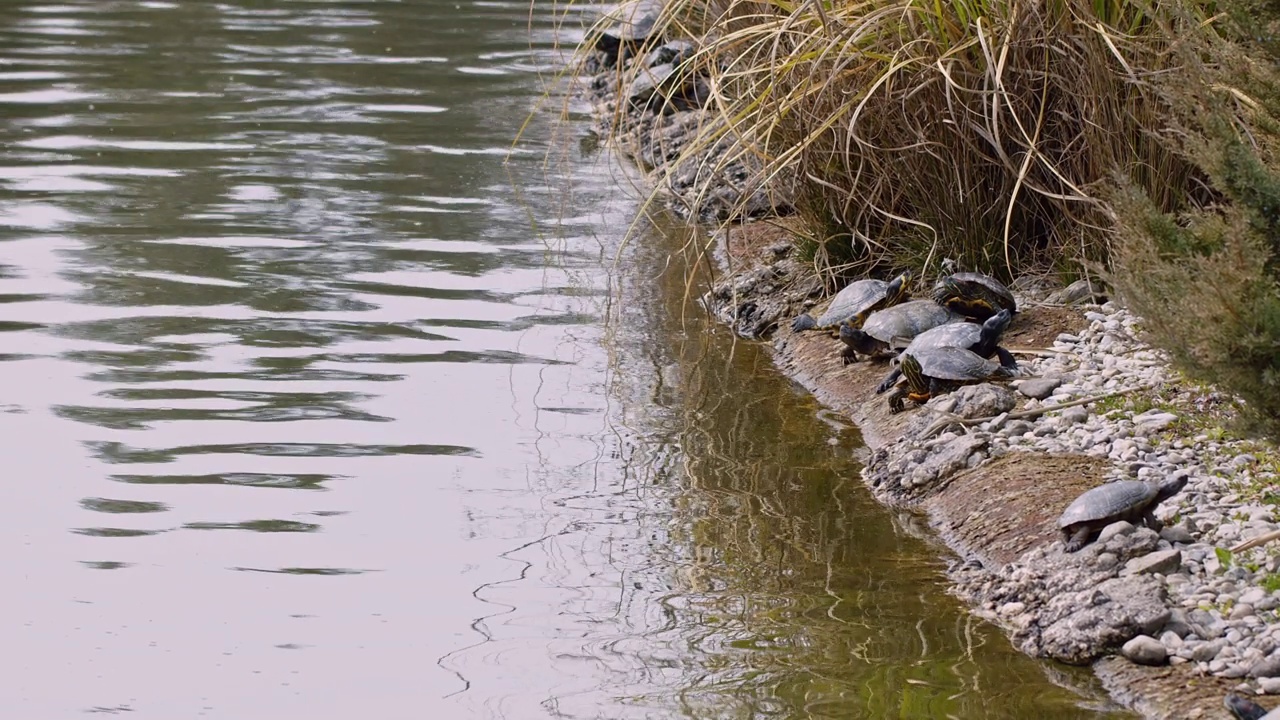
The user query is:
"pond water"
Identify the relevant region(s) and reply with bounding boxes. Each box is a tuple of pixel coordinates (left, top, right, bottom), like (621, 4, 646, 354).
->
(0, 1, 1132, 718)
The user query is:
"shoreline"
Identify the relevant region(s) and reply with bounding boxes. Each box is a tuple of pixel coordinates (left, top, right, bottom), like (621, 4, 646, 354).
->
(578, 22, 1280, 719)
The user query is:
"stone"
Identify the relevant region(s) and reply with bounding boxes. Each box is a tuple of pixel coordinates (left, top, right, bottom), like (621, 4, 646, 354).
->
(1163, 609, 1193, 638)
(1062, 406, 1089, 425)
(1122, 549, 1182, 577)
(946, 383, 1018, 419)
(1250, 656, 1280, 678)
(1192, 639, 1228, 663)
(1018, 377, 1062, 400)
(1032, 576, 1170, 664)
(1160, 525, 1194, 544)
(1260, 677, 1280, 694)
(1097, 521, 1135, 545)
(1133, 410, 1178, 433)
(1046, 279, 1107, 306)
(1122, 635, 1167, 665)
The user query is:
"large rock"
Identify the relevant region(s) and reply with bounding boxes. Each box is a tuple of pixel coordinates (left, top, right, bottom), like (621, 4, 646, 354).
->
(1017, 377, 1062, 400)
(1032, 575, 1170, 664)
(934, 383, 1017, 419)
(959, 527, 1170, 665)
(863, 433, 989, 498)
(1121, 548, 1182, 577)
(1121, 635, 1167, 666)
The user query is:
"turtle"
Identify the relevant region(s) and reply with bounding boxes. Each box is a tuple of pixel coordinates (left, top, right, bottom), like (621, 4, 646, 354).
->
(932, 271, 1017, 321)
(874, 309, 1017, 393)
(837, 300, 958, 364)
(594, 0, 663, 65)
(1226, 694, 1280, 720)
(1056, 475, 1188, 553)
(790, 272, 909, 334)
(887, 346, 1015, 413)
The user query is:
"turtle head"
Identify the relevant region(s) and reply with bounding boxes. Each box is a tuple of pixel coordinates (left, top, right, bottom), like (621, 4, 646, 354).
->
(980, 309, 1013, 342)
(885, 272, 910, 303)
(1155, 473, 1189, 503)
(839, 324, 876, 355)
(899, 353, 928, 394)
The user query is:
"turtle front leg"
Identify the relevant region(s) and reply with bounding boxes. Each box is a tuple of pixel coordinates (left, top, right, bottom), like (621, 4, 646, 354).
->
(841, 346, 859, 365)
(994, 347, 1018, 370)
(876, 368, 902, 395)
(888, 387, 908, 414)
(1064, 527, 1092, 553)
(1141, 508, 1163, 533)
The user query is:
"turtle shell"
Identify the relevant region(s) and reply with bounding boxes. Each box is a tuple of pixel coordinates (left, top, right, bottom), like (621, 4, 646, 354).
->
(812, 278, 892, 329)
(1057, 481, 1158, 529)
(900, 320, 983, 357)
(860, 300, 956, 345)
(600, 0, 661, 42)
(911, 345, 1006, 382)
(932, 272, 1017, 317)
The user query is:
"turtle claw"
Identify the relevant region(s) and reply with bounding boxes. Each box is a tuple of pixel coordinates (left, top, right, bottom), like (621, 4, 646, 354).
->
(791, 313, 817, 332)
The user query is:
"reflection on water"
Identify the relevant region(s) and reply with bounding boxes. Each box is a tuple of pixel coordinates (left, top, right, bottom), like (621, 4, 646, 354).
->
(0, 1, 1129, 718)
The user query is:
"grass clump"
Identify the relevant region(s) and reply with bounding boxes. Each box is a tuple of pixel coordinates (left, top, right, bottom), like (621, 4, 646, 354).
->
(648, 0, 1212, 283)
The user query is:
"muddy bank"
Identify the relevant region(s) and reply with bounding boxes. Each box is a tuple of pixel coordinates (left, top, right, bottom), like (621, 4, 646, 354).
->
(577, 11, 1280, 717)
(708, 224, 1251, 719)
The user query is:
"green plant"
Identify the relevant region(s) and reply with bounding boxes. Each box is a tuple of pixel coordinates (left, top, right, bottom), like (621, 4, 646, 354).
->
(1262, 572, 1280, 594)
(1216, 546, 1235, 570)
(1107, 2, 1280, 441)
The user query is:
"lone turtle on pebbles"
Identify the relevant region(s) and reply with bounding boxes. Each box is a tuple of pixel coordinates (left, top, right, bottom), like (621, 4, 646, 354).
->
(1056, 475, 1188, 552)
(1226, 693, 1280, 720)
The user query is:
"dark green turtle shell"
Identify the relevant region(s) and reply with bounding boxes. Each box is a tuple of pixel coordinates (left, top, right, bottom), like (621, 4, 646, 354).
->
(932, 272, 1016, 318)
(910, 345, 1009, 382)
(858, 300, 957, 346)
(792, 273, 908, 332)
(1057, 481, 1159, 530)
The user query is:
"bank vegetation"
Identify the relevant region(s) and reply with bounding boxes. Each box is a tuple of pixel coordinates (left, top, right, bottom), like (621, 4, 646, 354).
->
(583, 0, 1280, 439)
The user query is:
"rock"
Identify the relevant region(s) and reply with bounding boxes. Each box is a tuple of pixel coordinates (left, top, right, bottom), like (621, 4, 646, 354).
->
(1133, 410, 1178, 433)
(1163, 609, 1193, 638)
(1251, 656, 1280, 678)
(1241, 588, 1270, 607)
(1046, 278, 1108, 306)
(1160, 525, 1194, 544)
(627, 63, 676, 109)
(861, 433, 988, 498)
(945, 383, 1018, 419)
(1192, 638, 1227, 662)
(1121, 635, 1167, 665)
(1121, 549, 1182, 577)
(1097, 521, 1135, 545)
(1031, 576, 1170, 664)
(1018, 377, 1062, 400)
(1260, 677, 1280, 694)
(1062, 406, 1089, 425)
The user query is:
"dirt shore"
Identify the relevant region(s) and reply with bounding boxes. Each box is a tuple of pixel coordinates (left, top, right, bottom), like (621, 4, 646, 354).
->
(713, 222, 1244, 719)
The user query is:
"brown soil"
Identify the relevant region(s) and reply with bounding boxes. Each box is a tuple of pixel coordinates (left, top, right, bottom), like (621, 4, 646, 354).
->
(718, 219, 1247, 719)
(930, 453, 1110, 566)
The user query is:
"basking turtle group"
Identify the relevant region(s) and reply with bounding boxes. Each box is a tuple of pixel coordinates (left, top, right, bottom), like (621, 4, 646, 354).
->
(789, 264, 1019, 412)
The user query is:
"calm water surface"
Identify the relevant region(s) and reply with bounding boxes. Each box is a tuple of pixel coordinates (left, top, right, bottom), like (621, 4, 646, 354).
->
(0, 2, 1133, 718)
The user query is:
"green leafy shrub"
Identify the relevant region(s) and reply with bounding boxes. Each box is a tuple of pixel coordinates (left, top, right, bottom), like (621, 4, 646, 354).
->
(1109, 5, 1280, 438)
